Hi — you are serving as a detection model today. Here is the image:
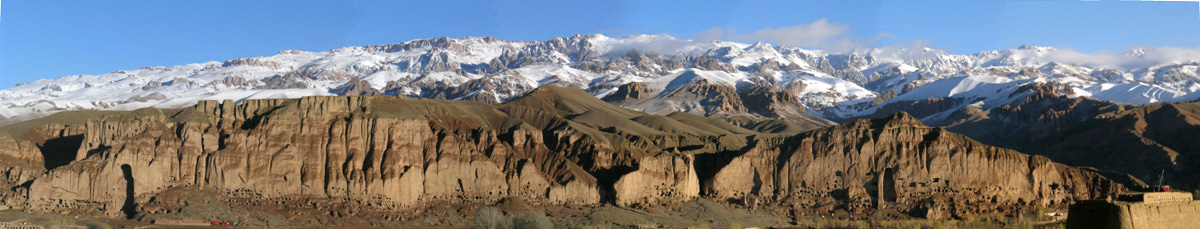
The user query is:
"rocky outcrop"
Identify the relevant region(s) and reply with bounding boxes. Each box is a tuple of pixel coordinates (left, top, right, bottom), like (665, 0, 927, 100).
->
(955, 83, 1129, 146)
(613, 153, 700, 207)
(0, 85, 1127, 221)
(256, 73, 312, 89)
(672, 78, 748, 115)
(574, 50, 683, 76)
(856, 97, 965, 122)
(1024, 101, 1200, 188)
(222, 58, 283, 69)
(739, 85, 808, 119)
(602, 82, 650, 101)
(205, 76, 259, 89)
(603, 71, 833, 130)
(703, 113, 1125, 218)
(693, 56, 738, 72)
(412, 75, 535, 104)
(123, 93, 168, 103)
(11, 86, 742, 218)
(330, 78, 382, 96)
(19, 95, 605, 218)
(852, 82, 1132, 149)
(0, 135, 43, 187)
(288, 69, 359, 81)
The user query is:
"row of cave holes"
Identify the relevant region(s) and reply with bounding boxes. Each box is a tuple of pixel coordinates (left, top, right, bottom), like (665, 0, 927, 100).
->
(49, 136, 1054, 219)
(101, 164, 1050, 219)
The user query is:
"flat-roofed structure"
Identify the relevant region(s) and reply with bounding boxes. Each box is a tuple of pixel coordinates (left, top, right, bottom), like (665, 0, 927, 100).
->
(1066, 192, 1200, 229)
(1115, 192, 1193, 203)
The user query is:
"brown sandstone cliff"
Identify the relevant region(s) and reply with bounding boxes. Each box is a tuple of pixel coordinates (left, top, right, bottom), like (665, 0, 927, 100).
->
(0, 85, 1126, 221)
(702, 113, 1124, 218)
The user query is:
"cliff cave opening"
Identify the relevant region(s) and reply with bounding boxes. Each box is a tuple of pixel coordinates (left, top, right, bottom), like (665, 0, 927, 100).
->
(37, 134, 83, 170)
(120, 164, 137, 219)
(883, 168, 897, 202)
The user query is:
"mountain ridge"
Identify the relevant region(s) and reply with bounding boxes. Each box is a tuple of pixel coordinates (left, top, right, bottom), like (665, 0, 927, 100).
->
(4, 34, 1199, 127)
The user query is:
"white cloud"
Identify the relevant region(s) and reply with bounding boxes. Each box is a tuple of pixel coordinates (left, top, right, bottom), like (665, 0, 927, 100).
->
(602, 34, 706, 56)
(599, 18, 1200, 71)
(1039, 47, 1200, 70)
(733, 19, 854, 49)
(861, 40, 950, 61)
(695, 27, 727, 42)
(701, 19, 878, 52)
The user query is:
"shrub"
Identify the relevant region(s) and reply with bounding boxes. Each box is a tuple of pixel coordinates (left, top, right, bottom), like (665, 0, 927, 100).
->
(48, 217, 77, 228)
(473, 207, 510, 229)
(473, 207, 554, 229)
(511, 211, 553, 229)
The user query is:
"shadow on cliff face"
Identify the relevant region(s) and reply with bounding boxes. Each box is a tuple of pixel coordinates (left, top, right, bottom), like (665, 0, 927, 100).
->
(36, 134, 83, 170)
(121, 164, 137, 219)
(882, 168, 897, 202)
(238, 107, 281, 130)
(693, 136, 760, 184)
(593, 165, 638, 204)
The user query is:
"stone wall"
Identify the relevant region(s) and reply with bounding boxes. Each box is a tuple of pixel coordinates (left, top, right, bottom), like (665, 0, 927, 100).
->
(1115, 192, 1193, 203)
(1067, 199, 1200, 229)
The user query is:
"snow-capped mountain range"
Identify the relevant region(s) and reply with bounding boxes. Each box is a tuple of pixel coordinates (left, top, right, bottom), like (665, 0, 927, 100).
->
(3, 34, 1199, 124)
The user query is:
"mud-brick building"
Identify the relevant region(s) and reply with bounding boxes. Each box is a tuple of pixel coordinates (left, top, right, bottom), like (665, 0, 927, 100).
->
(1066, 192, 1199, 229)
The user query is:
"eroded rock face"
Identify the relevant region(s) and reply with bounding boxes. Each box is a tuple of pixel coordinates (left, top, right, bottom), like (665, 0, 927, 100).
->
(22, 95, 607, 218)
(613, 153, 700, 207)
(941, 83, 1131, 149)
(602, 82, 650, 101)
(0, 135, 43, 188)
(855, 97, 965, 122)
(411, 75, 536, 104)
(0, 86, 1127, 220)
(703, 113, 1126, 216)
(330, 78, 382, 96)
(205, 76, 260, 89)
(222, 58, 283, 69)
(603, 73, 833, 130)
(1024, 101, 1200, 188)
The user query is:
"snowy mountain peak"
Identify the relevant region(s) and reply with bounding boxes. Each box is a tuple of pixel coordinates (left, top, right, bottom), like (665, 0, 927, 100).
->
(748, 41, 774, 50)
(2, 35, 1199, 126)
(1017, 44, 1056, 52)
(1127, 48, 1148, 57)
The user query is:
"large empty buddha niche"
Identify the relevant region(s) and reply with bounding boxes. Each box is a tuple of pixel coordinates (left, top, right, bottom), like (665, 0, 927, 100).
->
(120, 164, 137, 219)
(37, 133, 83, 170)
(883, 168, 897, 202)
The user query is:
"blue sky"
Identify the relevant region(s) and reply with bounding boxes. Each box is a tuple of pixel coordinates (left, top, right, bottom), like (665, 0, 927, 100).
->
(2, 0, 1199, 88)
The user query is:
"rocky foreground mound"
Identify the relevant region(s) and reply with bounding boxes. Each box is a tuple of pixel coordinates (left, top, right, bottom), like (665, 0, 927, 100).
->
(0, 85, 1126, 224)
